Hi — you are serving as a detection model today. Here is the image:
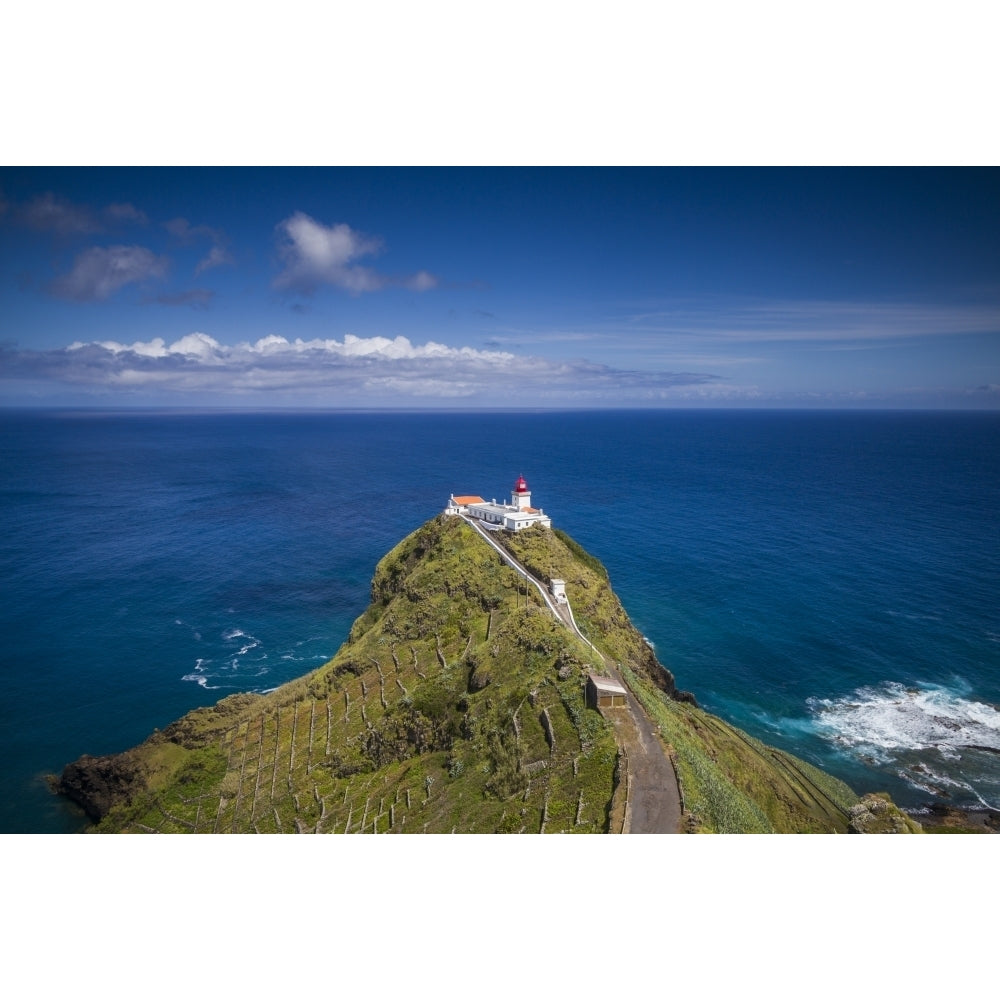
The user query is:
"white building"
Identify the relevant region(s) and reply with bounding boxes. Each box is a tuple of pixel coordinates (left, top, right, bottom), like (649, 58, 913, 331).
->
(445, 475, 552, 532)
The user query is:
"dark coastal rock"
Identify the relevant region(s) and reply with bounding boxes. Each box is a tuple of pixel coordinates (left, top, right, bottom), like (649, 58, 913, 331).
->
(644, 647, 697, 706)
(914, 804, 1000, 833)
(57, 752, 147, 823)
(635, 640, 698, 707)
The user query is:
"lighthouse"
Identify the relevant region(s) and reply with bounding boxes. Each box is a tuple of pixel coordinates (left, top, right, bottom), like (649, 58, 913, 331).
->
(444, 473, 551, 532)
(511, 474, 532, 511)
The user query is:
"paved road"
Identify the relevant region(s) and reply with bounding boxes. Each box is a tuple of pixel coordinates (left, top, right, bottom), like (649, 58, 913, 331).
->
(461, 515, 682, 833)
(605, 666, 683, 834)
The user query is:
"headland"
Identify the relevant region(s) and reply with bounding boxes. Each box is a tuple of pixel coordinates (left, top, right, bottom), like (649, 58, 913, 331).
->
(56, 475, 921, 833)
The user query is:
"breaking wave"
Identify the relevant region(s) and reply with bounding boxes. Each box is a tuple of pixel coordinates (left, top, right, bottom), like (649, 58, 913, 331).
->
(807, 680, 1000, 806)
(808, 680, 1000, 756)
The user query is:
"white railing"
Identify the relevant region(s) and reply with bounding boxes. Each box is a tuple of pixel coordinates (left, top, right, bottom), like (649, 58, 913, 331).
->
(458, 514, 601, 659)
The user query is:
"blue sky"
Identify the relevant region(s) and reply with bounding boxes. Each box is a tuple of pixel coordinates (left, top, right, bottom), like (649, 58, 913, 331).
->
(1, 167, 998, 408)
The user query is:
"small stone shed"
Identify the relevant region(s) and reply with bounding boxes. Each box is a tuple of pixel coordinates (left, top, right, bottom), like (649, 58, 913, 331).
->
(586, 673, 628, 709)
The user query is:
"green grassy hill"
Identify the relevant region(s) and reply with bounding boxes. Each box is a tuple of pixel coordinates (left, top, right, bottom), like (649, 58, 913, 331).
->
(56, 515, 918, 833)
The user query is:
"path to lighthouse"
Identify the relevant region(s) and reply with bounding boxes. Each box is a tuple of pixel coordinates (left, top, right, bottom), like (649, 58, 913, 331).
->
(459, 515, 682, 834)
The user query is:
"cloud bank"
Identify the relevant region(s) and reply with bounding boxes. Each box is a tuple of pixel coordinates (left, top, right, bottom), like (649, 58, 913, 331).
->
(274, 212, 438, 295)
(0, 333, 720, 404)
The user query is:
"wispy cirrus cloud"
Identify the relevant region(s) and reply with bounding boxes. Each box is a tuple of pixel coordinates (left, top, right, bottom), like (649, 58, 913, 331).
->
(273, 212, 438, 295)
(195, 245, 232, 275)
(49, 245, 168, 301)
(105, 202, 149, 226)
(19, 192, 101, 235)
(0, 332, 719, 404)
(626, 298, 1000, 344)
(164, 217, 233, 275)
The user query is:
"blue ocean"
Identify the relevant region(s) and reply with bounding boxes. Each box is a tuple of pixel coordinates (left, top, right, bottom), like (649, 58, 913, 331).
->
(2, 409, 998, 833)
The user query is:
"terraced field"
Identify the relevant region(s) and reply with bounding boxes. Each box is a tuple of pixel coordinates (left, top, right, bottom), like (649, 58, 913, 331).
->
(65, 516, 625, 833)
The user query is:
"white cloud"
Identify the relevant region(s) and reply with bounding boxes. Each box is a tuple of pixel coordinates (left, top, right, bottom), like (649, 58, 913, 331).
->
(17, 193, 149, 234)
(164, 218, 196, 239)
(50, 244, 168, 301)
(3, 332, 720, 404)
(164, 217, 233, 275)
(274, 212, 437, 295)
(88, 337, 170, 358)
(195, 244, 233, 275)
(105, 202, 148, 226)
(166, 332, 224, 360)
(405, 270, 439, 292)
(80, 332, 223, 361)
(20, 192, 101, 235)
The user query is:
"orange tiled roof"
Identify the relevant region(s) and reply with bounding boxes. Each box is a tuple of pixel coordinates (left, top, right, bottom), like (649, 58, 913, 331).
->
(452, 495, 485, 505)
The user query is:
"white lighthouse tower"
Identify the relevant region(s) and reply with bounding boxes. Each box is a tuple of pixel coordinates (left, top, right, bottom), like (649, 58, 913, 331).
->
(511, 474, 532, 511)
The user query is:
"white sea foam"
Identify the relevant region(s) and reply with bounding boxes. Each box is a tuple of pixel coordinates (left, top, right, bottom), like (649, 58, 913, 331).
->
(181, 673, 220, 689)
(808, 680, 1000, 759)
(221, 627, 262, 657)
(807, 680, 1000, 806)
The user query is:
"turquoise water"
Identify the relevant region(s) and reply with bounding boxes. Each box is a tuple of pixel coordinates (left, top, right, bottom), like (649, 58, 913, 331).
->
(2, 409, 998, 831)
